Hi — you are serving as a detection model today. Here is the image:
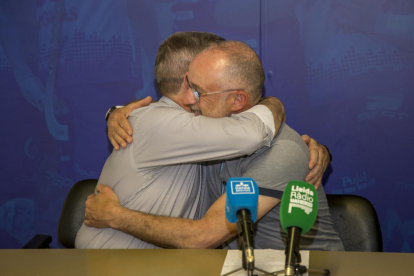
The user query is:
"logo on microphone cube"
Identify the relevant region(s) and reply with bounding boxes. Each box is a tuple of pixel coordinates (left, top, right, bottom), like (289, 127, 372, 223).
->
(288, 185, 314, 214)
(231, 180, 255, 195)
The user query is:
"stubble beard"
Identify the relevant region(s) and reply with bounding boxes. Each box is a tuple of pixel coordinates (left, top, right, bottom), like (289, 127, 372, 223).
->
(190, 106, 202, 116)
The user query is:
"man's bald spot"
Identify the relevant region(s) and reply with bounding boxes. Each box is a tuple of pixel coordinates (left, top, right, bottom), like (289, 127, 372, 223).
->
(198, 41, 265, 105)
(189, 50, 231, 92)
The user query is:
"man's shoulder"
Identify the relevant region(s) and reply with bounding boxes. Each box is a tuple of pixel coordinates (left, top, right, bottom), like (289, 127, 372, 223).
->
(251, 135, 309, 171)
(128, 101, 189, 126)
(273, 123, 304, 145)
(270, 123, 309, 158)
(240, 123, 310, 189)
(129, 100, 182, 116)
(229, 123, 309, 173)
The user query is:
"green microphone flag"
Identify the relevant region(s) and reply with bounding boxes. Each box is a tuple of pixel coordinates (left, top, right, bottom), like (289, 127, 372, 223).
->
(280, 180, 318, 235)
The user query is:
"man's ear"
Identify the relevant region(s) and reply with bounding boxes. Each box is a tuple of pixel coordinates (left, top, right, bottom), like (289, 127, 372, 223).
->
(230, 91, 248, 113)
(183, 72, 189, 88)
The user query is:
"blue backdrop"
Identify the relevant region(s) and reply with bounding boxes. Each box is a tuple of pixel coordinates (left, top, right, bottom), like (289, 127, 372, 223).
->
(0, 0, 413, 252)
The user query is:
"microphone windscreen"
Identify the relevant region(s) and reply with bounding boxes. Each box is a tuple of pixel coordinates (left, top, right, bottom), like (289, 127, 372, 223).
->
(280, 180, 318, 234)
(225, 177, 259, 223)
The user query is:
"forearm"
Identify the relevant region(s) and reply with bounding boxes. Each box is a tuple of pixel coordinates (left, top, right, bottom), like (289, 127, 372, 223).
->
(257, 97, 285, 137)
(85, 184, 236, 249)
(134, 109, 274, 168)
(112, 207, 233, 249)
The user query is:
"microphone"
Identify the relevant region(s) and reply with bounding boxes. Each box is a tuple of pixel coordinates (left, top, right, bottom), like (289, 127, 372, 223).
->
(280, 180, 318, 276)
(225, 177, 259, 274)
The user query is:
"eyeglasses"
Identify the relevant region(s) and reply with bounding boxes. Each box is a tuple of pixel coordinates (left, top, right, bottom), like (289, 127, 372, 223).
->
(186, 75, 243, 102)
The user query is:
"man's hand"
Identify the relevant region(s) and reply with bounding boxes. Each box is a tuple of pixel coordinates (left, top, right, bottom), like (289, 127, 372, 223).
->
(257, 97, 286, 137)
(108, 96, 152, 150)
(84, 184, 123, 229)
(302, 135, 331, 189)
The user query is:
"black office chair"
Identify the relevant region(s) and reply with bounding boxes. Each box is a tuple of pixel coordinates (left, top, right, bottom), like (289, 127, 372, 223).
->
(326, 194, 383, 252)
(24, 181, 383, 252)
(23, 179, 98, 248)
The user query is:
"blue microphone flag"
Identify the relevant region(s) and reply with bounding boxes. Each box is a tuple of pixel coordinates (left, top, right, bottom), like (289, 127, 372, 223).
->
(225, 177, 259, 223)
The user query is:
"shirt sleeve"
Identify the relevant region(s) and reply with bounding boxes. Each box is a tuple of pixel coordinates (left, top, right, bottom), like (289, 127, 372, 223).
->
(242, 105, 276, 137)
(130, 104, 275, 169)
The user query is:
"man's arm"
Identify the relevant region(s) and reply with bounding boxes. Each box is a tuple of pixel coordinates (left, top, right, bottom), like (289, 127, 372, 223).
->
(84, 184, 279, 249)
(124, 97, 283, 168)
(257, 97, 285, 136)
(107, 96, 286, 150)
(85, 134, 308, 248)
(108, 98, 331, 186)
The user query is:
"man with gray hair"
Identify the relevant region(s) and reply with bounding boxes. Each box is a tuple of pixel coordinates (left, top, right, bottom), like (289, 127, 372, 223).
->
(80, 33, 343, 251)
(75, 33, 283, 249)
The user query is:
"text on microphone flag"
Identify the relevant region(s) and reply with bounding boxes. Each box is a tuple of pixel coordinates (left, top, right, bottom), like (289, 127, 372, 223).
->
(288, 185, 315, 214)
(280, 181, 318, 234)
(231, 180, 256, 194)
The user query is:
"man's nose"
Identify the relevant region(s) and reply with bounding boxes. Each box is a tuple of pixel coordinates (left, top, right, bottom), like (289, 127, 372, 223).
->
(183, 87, 197, 105)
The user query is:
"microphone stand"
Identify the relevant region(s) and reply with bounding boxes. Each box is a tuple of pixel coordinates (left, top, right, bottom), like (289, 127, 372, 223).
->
(223, 226, 330, 276)
(223, 263, 329, 276)
(238, 210, 255, 275)
(222, 210, 270, 276)
(254, 227, 330, 276)
(285, 227, 302, 275)
(222, 209, 256, 276)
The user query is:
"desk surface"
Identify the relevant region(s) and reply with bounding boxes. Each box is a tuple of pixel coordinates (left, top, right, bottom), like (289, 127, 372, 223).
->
(1, 249, 413, 276)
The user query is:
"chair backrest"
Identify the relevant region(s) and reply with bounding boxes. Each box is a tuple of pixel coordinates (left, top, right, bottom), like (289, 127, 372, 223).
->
(57, 182, 383, 251)
(58, 179, 98, 248)
(326, 194, 383, 252)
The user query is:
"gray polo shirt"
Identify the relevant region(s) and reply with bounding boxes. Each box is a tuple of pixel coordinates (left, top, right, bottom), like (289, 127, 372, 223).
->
(198, 123, 345, 251)
(75, 96, 275, 249)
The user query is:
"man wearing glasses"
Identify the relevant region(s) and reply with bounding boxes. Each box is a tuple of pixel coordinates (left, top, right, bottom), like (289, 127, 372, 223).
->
(75, 33, 283, 249)
(77, 33, 341, 251)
